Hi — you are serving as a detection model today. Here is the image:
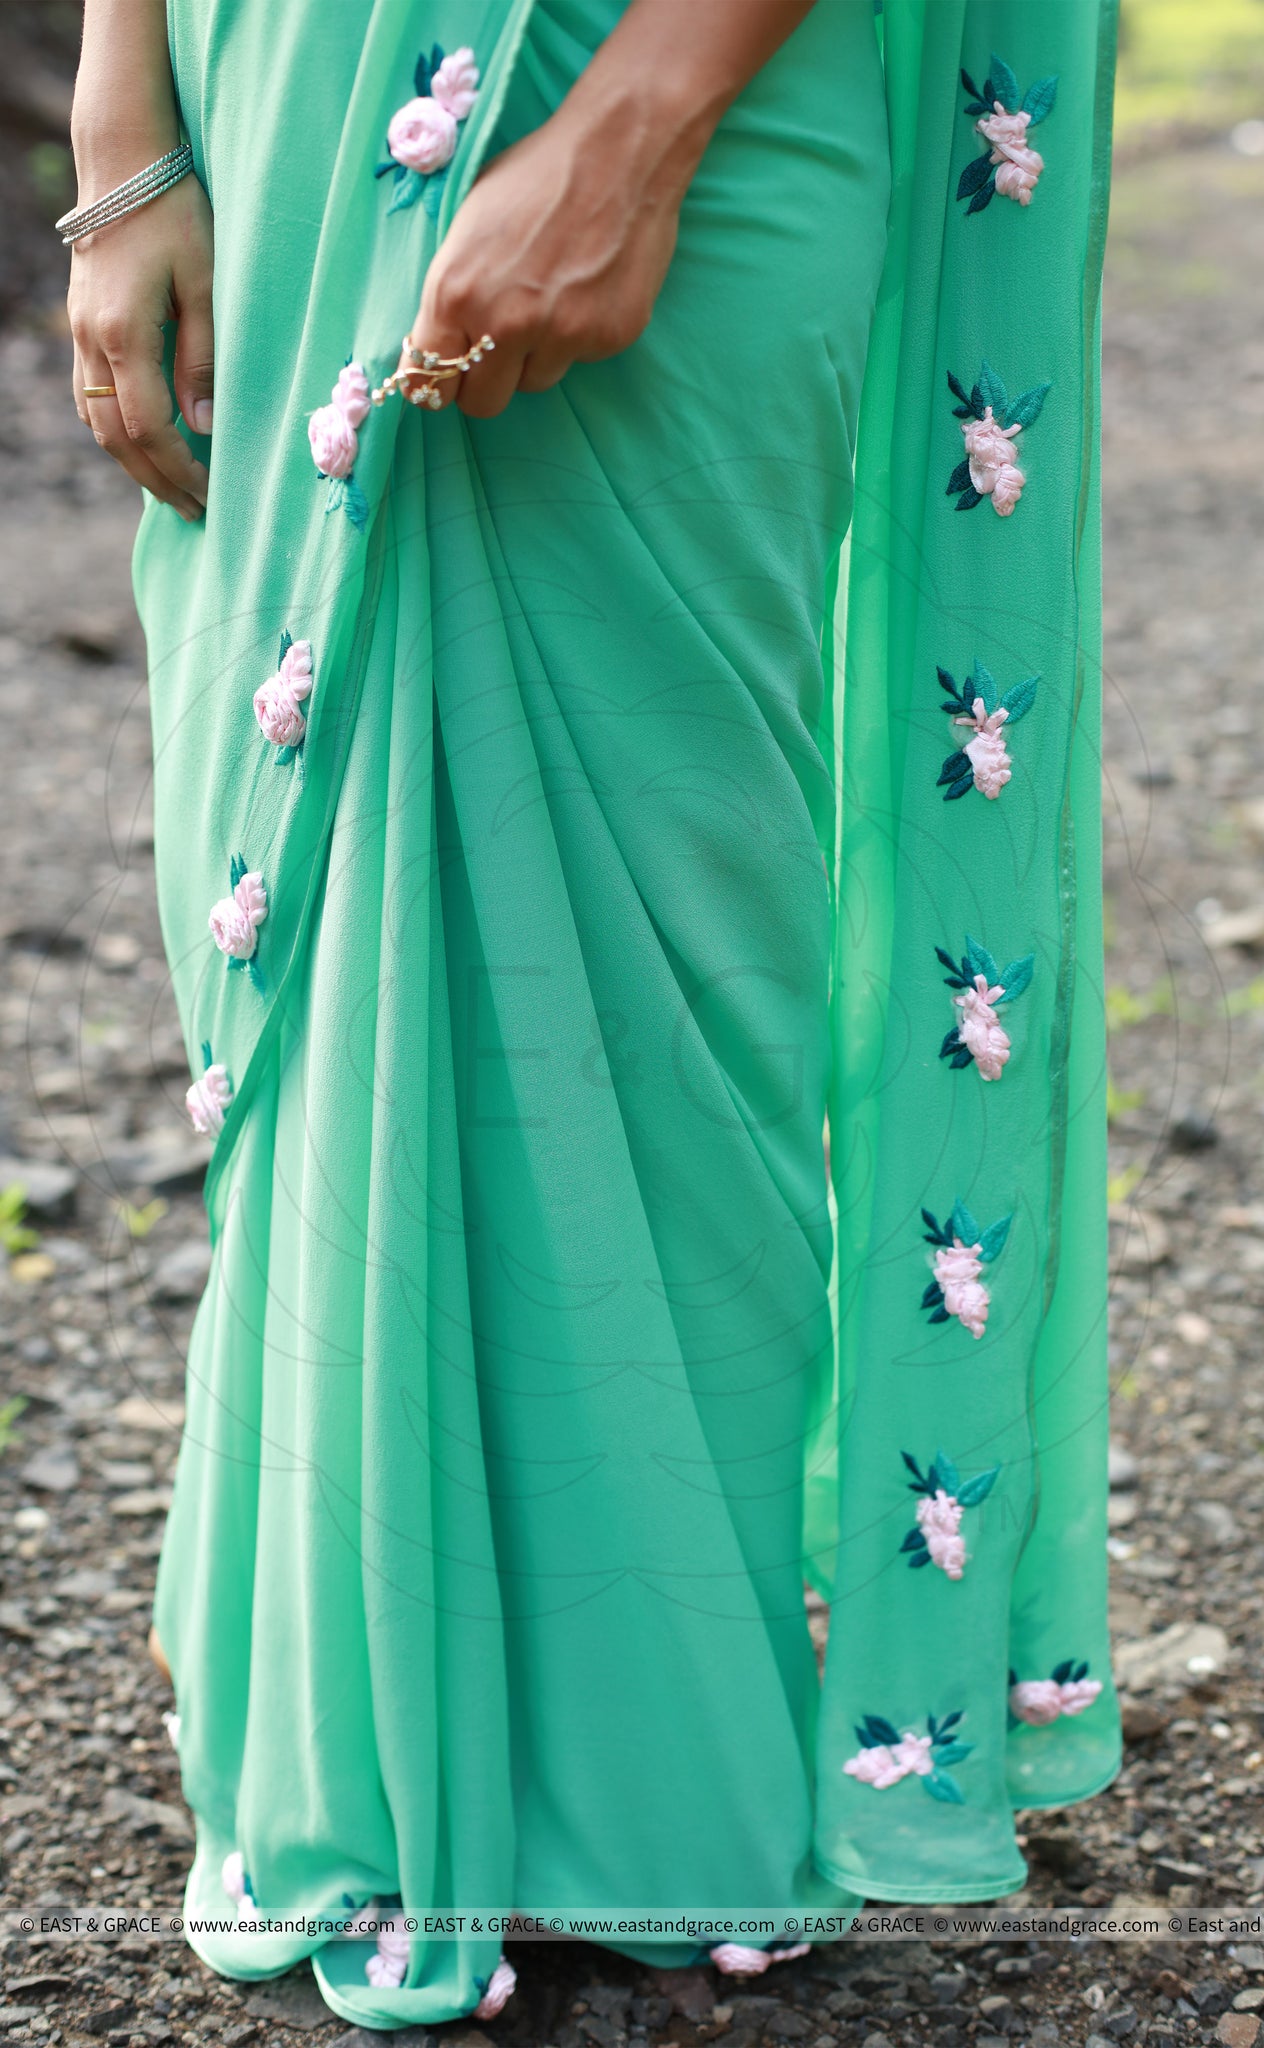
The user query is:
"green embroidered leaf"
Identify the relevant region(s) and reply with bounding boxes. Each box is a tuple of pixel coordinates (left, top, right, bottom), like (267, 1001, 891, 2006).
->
(989, 53, 1019, 112)
(966, 172, 997, 215)
(998, 674, 1040, 723)
(900, 1527, 929, 1553)
(946, 370, 973, 409)
(422, 166, 450, 220)
(200, 1039, 213, 1071)
(922, 1207, 950, 1243)
(939, 1710, 964, 1732)
(1073, 1660, 1090, 1682)
(939, 1030, 962, 1061)
(324, 476, 345, 517)
(960, 68, 983, 101)
(278, 628, 292, 663)
(1004, 382, 1051, 431)
(901, 1450, 926, 1484)
(949, 1047, 973, 1068)
(921, 1280, 944, 1310)
(965, 933, 1000, 986)
(946, 458, 973, 497)
(344, 478, 369, 532)
(909, 1549, 933, 1567)
(971, 661, 997, 712)
(957, 151, 994, 200)
(978, 1213, 1012, 1262)
(274, 744, 295, 767)
(996, 953, 1034, 1002)
(951, 1199, 981, 1246)
(927, 1305, 951, 1323)
(1023, 74, 1059, 125)
(229, 852, 247, 889)
(933, 1740, 974, 1766)
(955, 486, 983, 511)
(863, 1715, 902, 1746)
(413, 41, 443, 95)
(978, 361, 1009, 417)
(933, 1450, 960, 1495)
(956, 1465, 999, 1507)
(937, 751, 972, 788)
(1051, 1659, 1074, 1685)
(387, 167, 425, 214)
(923, 1768, 965, 1804)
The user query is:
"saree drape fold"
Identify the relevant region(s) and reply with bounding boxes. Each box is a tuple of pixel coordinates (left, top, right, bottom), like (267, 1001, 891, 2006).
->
(134, 0, 1118, 2024)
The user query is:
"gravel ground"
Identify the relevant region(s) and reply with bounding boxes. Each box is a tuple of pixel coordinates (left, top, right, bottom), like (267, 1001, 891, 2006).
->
(2, 135, 1264, 2048)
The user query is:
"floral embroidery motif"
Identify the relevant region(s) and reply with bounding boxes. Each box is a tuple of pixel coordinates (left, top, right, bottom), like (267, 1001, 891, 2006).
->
(254, 630, 313, 764)
(378, 44, 480, 217)
(844, 1711, 974, 1803)
(473, 1958, 518, 2017)
(946, 362, 1049, 516)
(710, 1944, 812, 1976)
(936, 936, 1034, 1080)
(209, 856, 268, 994)
(958, 56, 1057, 212)
(309, 360, 371, 529)
(936, 662, 1039, 801)
(1009, 1660, 1104, 1725)
(222, 1850, 260, 1924)
(920, 1200, 1012, 1340)
(186, 1039, 233, 1137)
(899, 1449, 999, 1577)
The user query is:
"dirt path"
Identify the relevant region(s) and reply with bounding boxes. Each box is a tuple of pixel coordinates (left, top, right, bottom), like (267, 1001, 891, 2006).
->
(2, 138, 1264, 2048)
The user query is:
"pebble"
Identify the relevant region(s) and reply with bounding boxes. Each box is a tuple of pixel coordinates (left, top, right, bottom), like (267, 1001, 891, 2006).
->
(1108, 1441, 1140, 1489)
(860, 2035, 894, 2048)
(1174, 1310, 1214, 1346)
(1236, 1993, 1264, 2014)
(149, 1238, 213, 1301)
(1120, 1699, 1169, 1741)
(1192, 1500, 1240, 1546)
(1151, 1856, 1208, 1893)
(1218, 2018, 1261, 2048)
(1113, 1621, 1231, 1689)
(18, 1446, 79, 1492)
(930, 1972, 966, 2005)
(1170, 1110, 1219, 1151)
(109, 1486, 174, 1516)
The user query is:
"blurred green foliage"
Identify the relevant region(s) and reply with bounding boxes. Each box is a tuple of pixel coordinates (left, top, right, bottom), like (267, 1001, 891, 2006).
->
(1116, 0, 1264, 144)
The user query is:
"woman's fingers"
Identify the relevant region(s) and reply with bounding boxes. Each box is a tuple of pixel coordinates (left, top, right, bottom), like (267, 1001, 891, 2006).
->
(173, 285, 215, 437)
(111, 335, 210, 507)
(74, 345, 206, 521)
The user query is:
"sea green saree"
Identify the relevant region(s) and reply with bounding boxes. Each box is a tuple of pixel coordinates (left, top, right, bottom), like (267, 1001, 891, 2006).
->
(135, 0, 1119, 2025)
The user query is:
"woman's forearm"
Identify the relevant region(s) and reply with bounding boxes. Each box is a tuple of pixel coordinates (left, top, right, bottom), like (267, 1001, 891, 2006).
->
(71, 0, 180, 191)
(557, 0, 822, 198)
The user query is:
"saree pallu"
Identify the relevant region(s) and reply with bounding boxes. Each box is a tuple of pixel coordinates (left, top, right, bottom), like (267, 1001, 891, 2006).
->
(134, 0, 1119, 2025)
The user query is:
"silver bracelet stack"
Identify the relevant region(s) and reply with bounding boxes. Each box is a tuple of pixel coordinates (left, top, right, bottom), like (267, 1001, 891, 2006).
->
(56, 144, 195, 246)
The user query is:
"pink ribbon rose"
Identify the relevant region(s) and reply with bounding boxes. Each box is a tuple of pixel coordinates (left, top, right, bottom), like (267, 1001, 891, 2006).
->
(387, 96, 458, 173)
(209, 872, 268, 960)
(254, 638, 313, 748)
(431, 47, 480, 121)
(185, 1062, 233, 1137)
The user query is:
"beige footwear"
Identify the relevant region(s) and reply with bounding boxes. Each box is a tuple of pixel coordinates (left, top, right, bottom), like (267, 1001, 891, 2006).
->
(148, 1624, 172, 1684)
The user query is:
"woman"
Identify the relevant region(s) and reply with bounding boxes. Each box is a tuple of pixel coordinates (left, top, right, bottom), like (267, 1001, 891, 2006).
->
(66, 0, 1120, 2026)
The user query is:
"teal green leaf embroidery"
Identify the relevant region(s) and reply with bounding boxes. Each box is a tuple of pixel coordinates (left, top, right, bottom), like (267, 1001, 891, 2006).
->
(945, 364, 1046, 514)
(386, 167, 425, 214)
(1023, 75, 1058, 125)
(978, 360, 1008, 416)
(920, 1202, 1011, 1333)
(988, 53, 1019, 112)
(958, 58, 1057, 215)
(1004, 382, 1051, 430)
(936, 662, 1039, 800)
(898, 1450, 999, 1574)
(924, 1767, 965, 1803)
(845, 1711, 975, 1800)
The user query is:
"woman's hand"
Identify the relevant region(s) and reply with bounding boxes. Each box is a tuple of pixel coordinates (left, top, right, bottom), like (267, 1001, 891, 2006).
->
(67, 174, 215, 522)
(402, 0, 818, 419)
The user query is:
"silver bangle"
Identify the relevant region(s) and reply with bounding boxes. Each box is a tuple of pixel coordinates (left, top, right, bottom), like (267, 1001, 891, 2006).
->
(57, 144, 195, 245)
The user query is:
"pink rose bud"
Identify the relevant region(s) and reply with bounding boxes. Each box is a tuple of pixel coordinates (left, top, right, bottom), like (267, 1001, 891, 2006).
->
(991, 462, 1026, 516)
(209, 872, 268, 960)
(473, 1959, 516, 2018)
(332, 363, 370, 427)
(1009, 1679, 1064, 1725)
(186, 1062, 233, 1137)
(1057, 1676, 1103, 1716)
(308, 402, 358, 479)
(387, 95, 459, 173)
(430, 48, 480, 121)
(254, 639, 313, 748)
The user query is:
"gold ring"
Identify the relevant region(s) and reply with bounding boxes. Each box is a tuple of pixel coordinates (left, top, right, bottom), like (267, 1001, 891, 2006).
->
(82, 384, 117, 397)
(372, 335, 496, 410)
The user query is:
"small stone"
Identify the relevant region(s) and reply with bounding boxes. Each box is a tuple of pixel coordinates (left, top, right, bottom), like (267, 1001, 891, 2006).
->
(659, 1970, 714, 2021)
(1170, 1112, 1219, 1152)
(1113, 1622, 1231, 1690)
(113, 1393, 185, 1432)
(19, 1446, 80, 1492)
(0, 1156, 79, 1221)
(109, 1486, 174, 1516)
(1235, 1993, 1264, 2014)
(1151, 1857, 1208, 1895)
(765, 2013, 810, 2041)
(1030, 2026, 1060, 2048)
(992, 1958, 1031, 1980)
(1218, 2017, 1260, 2048)
(101, 1787, 193, 1842)
(149, 1239, 213, 1302)
(1085, 2036, 1115, 2048)
(1192, 1501, 1239, 1547)
(1121, 1700, 1169, 1742)
(630, 1998, 670, 2029)
(930, 1972, 966, 2005)
(1190, 1981, 1231, 2015)
(4, 1976, 71, 1998)
(860, 2035, 894, 2048)
(824, 1992, 865, 2020)
(978, 1995, 1013, 2029)
(0, 2011, 44, 2032)
(1101, 2010, 1138, 2038)
(1235, 1948, 1264, 1972)
(1171, 1318, 1212, 1351)
(1108, 1441, 1140, 1490)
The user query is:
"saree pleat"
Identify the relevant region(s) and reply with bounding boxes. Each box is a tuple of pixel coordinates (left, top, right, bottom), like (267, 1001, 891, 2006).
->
(135, 0, 1117, 2023)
